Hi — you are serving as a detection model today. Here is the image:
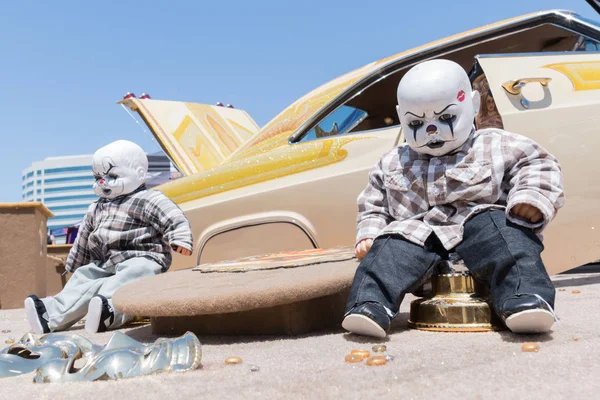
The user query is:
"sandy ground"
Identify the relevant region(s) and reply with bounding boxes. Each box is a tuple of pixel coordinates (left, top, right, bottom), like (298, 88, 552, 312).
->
(1, 271, 599, 400)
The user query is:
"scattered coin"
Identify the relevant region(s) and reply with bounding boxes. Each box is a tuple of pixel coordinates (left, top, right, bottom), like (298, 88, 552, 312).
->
(572, 290, 581, 294)
(372, 344, 387, 353)
(344, 354, 363, 363)
(248, 364, 260, 372)
(521, 343, 540, 352)
(225, 356, 243, 365)
(366, 356, 387, 366)
(350, 349, 370, 359)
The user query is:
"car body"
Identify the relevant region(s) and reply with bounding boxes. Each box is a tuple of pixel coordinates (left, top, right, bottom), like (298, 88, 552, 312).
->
(120, 7, 600, 276)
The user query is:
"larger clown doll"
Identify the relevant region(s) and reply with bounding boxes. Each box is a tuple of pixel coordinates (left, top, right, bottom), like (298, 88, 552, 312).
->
(342, 59, 565, 338)
(25, 140, 193, 334)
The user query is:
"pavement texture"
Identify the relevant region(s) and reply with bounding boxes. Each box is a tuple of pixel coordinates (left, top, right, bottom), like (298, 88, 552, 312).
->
(0, 271, 598, 400)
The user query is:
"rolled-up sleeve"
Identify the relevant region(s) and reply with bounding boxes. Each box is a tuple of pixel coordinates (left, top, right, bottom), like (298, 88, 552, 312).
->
(65, 205, 95, 272)
(356, 160, 394, 244)
(145, 192, 194, 252)
(504, 133, 565, 231)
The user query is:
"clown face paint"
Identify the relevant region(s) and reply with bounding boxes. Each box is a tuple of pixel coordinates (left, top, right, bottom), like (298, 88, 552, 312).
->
(92, 140, 148, 199)
(396, 59, 480, 156)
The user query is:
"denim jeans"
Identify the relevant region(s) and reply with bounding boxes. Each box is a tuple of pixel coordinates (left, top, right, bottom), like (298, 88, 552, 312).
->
(344, 210, 555, 318)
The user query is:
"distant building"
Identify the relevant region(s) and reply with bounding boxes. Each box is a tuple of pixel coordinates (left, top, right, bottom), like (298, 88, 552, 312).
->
(22, 152, 177, 244)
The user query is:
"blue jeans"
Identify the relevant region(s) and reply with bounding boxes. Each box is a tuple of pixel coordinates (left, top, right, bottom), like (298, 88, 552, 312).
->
(344, 210, 555, 317)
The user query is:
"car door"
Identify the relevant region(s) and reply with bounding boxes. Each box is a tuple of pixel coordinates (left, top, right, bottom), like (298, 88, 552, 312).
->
(478, 51, 600, 275)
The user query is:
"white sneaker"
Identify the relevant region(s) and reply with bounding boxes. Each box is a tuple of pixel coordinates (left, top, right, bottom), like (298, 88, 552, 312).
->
(342, 314, 387, 338)
(85, 295, 114, 334)
(24, 295, 50, 334)
(505, 309, 555, 333)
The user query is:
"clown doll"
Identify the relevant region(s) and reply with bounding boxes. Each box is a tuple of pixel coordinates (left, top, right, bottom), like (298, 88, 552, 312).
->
(342, 59, 564, 338)
(25, 140, 193, 334)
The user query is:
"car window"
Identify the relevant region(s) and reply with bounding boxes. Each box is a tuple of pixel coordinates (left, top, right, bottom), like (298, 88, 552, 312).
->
(575, 37, 600, 51)
(299, 105, 368, 142)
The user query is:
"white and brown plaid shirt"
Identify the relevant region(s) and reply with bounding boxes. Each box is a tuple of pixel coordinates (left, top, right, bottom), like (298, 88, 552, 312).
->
(356, 128, 565, 250)
(66, 186, 193, 273)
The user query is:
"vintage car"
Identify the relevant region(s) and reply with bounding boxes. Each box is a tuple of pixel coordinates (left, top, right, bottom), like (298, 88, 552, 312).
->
(120, 6, 600, 276)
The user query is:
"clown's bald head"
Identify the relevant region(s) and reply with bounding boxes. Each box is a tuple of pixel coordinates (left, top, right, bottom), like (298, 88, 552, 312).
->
(92, 140, 148, 199)
(396, 59, 480, 156)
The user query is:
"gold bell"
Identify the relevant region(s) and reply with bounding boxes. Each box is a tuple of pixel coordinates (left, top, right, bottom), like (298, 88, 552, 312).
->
(408, 271, 501, 332)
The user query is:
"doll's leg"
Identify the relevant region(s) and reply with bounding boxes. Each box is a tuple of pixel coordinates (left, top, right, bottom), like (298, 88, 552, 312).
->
(25, 263, 111, 333)
(85, 257, 162, 333)
(342, 234, 443, 338)
(455, 210, 556, 333)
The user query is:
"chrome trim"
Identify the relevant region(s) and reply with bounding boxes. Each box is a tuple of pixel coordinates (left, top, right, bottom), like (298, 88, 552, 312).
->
(586, 0, 600, 15)
(196, 216, 319, 265)
(296, 123, 401, 144)
(288, 10, 600, 144)
(476, 50, 600, 59)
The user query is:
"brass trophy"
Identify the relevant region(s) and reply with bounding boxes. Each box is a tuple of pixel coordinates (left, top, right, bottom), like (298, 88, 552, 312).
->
(408, 259, 502, 332)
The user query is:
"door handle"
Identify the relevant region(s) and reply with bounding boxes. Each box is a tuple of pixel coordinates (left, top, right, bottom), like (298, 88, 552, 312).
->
(502, 78, 552, 95)
(501, 78, 552, 108)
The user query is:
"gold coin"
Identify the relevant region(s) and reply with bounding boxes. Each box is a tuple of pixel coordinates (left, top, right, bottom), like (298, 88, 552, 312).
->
(344, 354, 364, 363)
(572, 290, 581, 294)
(225, 356, 243, 365)
(521, 343, 540, 352)
(366, 356, 387, 366)
(350, 349, 370, 359)
(4, 339, 15, 345)
(558, 289, 566, 292)
(372, 344, 387, 353)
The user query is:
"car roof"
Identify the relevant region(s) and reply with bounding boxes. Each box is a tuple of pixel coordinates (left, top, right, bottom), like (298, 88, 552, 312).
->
(227, 9, 582, 160)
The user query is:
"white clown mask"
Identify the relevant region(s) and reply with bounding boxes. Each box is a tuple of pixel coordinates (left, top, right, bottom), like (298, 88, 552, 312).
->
(397, 59, 480, 156)
(92, 140, 148, 199)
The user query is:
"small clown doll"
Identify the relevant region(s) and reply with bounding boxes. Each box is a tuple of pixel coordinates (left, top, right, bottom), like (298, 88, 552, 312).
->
(25, 140, 193, 334)
(342, 59, 564, 338)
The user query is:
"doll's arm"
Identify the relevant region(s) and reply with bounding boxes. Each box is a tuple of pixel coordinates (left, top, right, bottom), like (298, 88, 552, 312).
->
(146, 193, 194, 253)
(504, 133, 565, 231)
(65, 205, 95, 273)
(356, 160, 394, 244)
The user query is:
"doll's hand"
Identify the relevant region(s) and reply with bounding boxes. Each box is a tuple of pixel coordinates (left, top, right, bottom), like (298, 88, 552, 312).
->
(355, 239, 373, 260)
(174, 246, 192, 256)
(511, 203, 543, 223)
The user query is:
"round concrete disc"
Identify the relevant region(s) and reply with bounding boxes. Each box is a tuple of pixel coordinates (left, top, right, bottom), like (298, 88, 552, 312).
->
(112, 259, 359, 317)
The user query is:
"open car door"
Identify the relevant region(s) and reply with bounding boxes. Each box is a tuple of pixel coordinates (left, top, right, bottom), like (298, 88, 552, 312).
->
(478, 51, 600, 275)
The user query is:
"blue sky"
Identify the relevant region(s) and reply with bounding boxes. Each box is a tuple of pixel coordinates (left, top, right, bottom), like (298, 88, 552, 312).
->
(0, 0, 597, 201)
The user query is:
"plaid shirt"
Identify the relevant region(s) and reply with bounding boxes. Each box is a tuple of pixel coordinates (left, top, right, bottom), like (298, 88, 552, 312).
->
(66, 186, 193, 273)
(356, 128, 565, 250)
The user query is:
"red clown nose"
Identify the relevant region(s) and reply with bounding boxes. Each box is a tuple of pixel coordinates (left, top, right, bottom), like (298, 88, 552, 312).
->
(99, 179, 105, 184)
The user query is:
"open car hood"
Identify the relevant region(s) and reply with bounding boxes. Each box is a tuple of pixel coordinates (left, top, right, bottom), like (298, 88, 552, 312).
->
(119, 98, 259, 176)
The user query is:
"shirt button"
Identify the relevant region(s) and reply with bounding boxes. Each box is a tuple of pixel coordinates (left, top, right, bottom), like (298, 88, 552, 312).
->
(431, 187, 440, 196)
(432, 158, 442, 165)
